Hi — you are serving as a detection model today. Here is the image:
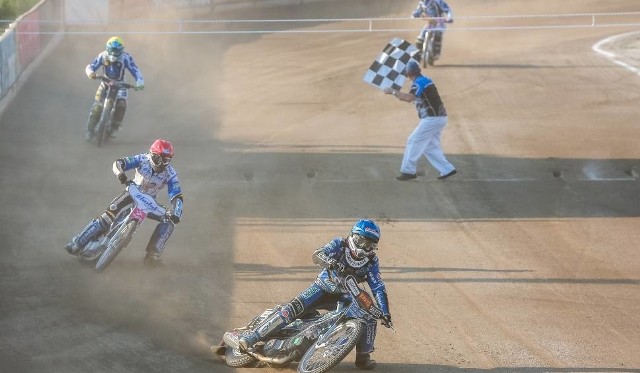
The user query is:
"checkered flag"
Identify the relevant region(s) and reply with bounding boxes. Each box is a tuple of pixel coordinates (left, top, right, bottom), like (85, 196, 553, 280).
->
(363, 38, 419, 91)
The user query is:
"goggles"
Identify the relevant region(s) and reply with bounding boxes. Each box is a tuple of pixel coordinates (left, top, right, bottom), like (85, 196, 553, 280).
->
(350, 233, 378, 257)
(151, 153, 172, 167)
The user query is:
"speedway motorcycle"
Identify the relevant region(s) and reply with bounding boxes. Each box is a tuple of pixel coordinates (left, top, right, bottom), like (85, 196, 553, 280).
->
(215, 270, 392, 373)
(77, 181, 173, 272)
(92, 75, 137, 147)
(419, 19, 438, 68)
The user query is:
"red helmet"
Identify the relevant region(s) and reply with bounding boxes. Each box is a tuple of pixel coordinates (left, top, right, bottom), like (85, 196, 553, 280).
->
(149, 139, 174, 171)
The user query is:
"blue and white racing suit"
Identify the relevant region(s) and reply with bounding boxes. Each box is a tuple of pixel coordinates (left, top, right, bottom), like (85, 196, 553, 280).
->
(114, 153, 181, 202)
(275, 237, 391, 355)
(68, 153, 183, 258)
(85, 51, 144, 133)
(106, 153, 182, 220)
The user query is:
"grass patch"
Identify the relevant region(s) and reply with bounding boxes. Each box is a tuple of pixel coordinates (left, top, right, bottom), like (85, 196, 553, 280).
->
(1, 0, 41, 23)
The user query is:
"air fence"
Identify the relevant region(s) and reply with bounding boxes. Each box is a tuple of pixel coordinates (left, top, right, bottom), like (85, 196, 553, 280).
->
(1, 0, 639, 113)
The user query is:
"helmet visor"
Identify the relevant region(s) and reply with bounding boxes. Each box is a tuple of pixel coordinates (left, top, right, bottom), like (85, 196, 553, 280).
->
(350, 234, 378, 257)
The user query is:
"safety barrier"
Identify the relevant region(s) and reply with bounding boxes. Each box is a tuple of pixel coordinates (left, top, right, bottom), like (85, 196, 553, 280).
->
(0, 0, 63, 114)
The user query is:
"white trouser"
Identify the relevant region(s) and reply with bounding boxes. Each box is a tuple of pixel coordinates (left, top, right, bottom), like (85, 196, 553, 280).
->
(400, 116, 455, 176)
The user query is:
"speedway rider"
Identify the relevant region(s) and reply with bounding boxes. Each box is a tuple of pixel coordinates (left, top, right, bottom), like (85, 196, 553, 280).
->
(412, 0, 453, 62)
(235, 219, 392, 370)
(64, 139, 183, 266)
(84, 36, 144, 141)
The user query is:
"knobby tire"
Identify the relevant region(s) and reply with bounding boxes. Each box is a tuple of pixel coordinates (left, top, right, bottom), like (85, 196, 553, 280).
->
(224, 347, 256, 367)
(95, 220, 136, 272)
(297, 319, 364, 373)
(96, 101, 113, 147)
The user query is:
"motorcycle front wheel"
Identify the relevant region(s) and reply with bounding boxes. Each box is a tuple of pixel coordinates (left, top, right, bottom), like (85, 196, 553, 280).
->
(297, 319, 364, 373)
(95, 220, 137, 272)
(224, 346, 257, 367)
(422, 35, 430, 68)
(96, 100, 113, 147)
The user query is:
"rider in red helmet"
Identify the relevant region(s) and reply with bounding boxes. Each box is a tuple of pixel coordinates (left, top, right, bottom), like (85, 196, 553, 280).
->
(64, 139, 183, 266)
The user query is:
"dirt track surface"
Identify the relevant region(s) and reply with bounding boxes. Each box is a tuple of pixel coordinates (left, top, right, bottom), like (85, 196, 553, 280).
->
(1, 0, 640, 372)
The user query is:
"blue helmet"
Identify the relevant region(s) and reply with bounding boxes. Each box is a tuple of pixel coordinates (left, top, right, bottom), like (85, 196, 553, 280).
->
(348, 219, 380, 259)
(404, 60, 421, 76)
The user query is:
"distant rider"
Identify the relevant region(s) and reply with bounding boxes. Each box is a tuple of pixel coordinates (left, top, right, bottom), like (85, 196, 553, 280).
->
(412, 0, 453, 62)
(84, 36, 144, 141)
(235, 219, 393, 370)
(64, 139, 183, 266)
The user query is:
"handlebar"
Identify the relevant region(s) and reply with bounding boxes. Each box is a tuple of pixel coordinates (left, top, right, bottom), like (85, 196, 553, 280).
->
(94, 75, 137, 90)
(124, 182, 172, 220)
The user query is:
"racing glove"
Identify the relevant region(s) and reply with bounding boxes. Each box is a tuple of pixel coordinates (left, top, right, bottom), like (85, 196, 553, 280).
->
(328, 259, 345, 273)
(135, 80, 145, 91)
(88, 71, 97, 79)
(444, 11, 453, 23)
(117, 172, 128, 184)
(381, 314, 393, 328)
(169, 214, 180, 224)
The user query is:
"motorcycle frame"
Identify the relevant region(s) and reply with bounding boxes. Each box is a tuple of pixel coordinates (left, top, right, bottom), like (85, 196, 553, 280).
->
(94, 76, 134, 147)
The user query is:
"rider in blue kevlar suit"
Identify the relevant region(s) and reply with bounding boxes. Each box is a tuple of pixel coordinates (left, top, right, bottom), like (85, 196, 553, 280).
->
(84, 36, 144, 141)
(64, 139, 183, 266)
(412, 0, 453, 62)
(238, 219, 393, 370)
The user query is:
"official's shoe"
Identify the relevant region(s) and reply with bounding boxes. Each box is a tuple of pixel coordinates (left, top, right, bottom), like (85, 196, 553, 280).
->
(437, 169, 457, 180)
(355, 353, 377, 370)
(395, 173, 417, 181)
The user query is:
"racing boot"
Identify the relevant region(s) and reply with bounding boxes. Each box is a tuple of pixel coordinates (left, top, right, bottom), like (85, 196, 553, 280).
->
(143, 252, 163, 267)
(108, 123, 121, 139)
(413, 39, 423, 62)
(84, 103, 103, 142)
(64, 217, 107, 255)
(110, 100, 127, 139)
(355, 353, 377, 370)
(143, 222, 173, 267)
(237, 308, 289, 351)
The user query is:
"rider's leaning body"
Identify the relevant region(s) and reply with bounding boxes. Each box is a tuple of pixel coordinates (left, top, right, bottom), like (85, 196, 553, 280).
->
(64, 139, 183, 266)
(232, 220, 392, 370)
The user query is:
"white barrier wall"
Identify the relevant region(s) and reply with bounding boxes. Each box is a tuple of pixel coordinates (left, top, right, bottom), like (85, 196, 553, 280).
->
(0, 0, 63, 116)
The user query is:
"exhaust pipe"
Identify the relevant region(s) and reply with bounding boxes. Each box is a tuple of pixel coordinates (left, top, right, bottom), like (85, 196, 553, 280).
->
(247, 349, 300, 365)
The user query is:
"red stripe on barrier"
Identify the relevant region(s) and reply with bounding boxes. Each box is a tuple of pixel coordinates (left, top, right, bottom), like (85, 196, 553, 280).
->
(17, 10, 42, 70)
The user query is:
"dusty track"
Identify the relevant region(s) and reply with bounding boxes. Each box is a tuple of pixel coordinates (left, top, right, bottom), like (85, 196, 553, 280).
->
(1, 0, 639, 372)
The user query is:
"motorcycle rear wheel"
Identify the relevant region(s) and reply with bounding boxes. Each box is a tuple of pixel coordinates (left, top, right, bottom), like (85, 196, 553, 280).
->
(297, 319, 364, 373)
(95, 220, 137, 272)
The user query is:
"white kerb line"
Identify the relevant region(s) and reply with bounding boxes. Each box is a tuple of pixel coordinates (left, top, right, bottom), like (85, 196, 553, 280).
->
(592, 30, 640, 77)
